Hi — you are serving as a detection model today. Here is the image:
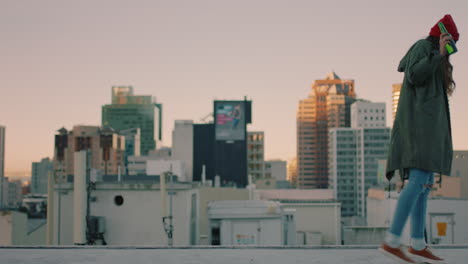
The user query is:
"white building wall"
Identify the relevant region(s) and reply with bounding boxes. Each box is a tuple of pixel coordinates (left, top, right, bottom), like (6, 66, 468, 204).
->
(351, 101, 386, 128)
(127, 156, 147, 175)
(0, 211, 12, 245)
(53, 184, 74, 245)
(53, 183, 197, 246)
(147, 160, 185, 181)
(265, 160, 287, 181)
(280, 203, 341, 245)
(73, 151, 87, 244)
(0, 211, 46, 246)
(172, 120, 194, 182)
(218, 218, 283, 245)
(12, 212, 46, 245)
(91, 187, 196, 245)
(367, 196, 468, 244)
(198, 187, 249, 245)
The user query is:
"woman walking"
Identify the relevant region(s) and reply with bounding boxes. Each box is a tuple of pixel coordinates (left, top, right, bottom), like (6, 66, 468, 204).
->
(379, 14, 459, 264)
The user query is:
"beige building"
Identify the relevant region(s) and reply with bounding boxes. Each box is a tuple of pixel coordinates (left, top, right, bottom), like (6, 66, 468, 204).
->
(431, 175, 462, 198)
(297, 72, 356, 189)
(198, 187, 249, 244)
(392, 83, 402, 124)
(389, 150, 468, 198)
(53, 126, 125, 182)
(50, 176, 249, 246)
(254, 178, 277, 189)
(367, 188, 468, 245)
(254, 189, 341, 245)
(452, 150, 468, 198)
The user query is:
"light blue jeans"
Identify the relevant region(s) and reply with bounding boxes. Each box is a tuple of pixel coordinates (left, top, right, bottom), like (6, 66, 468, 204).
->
(389, 168, 434, 242)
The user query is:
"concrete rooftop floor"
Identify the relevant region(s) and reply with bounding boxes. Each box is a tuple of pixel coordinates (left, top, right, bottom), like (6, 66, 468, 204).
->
(1, 245, 467, 264)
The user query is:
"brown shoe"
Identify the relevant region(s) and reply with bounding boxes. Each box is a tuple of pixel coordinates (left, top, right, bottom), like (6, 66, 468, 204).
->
(378, 243, 416, 264)
(407, 246, 446, 264)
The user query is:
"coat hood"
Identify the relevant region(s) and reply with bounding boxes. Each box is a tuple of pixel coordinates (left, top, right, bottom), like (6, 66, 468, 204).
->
(398, 45, 412, 73)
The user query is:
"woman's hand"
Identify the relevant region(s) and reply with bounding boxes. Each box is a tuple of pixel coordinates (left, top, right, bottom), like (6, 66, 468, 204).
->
(440, 33, 453, 56)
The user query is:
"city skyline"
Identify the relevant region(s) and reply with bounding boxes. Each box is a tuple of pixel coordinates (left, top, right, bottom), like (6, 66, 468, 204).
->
(2, 1, 468, 177)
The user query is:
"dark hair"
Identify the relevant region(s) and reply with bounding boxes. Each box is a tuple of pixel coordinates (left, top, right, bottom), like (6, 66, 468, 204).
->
(426, 36, 456, 96)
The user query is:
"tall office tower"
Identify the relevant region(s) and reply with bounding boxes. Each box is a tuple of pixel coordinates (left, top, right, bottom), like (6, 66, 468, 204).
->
(392, 83, 402, 124)
(31, 157, 53, 194)
(213, 100, 252, 187)
(0, 125, 5, 208)
(247, 131, 265, 182)
(102, 86, 162, 155)
(351, 101, 386, 128)
(192, 100, 252, 187)
(297, 72, 356, 189)
(53, 126, 126, 182)
(172, 120, 194, 182)
(329, 101, 390, 217)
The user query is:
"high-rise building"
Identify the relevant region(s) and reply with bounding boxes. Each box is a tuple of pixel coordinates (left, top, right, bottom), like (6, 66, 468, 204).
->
(329, 101, 390, 217)
(247, 131, 265, 181)
(351, 101, 386, 128)
(0, 125, 5, 208)
(213, 100, 252, 187)
(31, 157, 53, 195)
(329, 128, 359, 217)
(53, 126, 126, 182)
(392, 83, 402, 124)
(102, 86, 162, 155)
(192, 100, 252, 187)
(297, 72, 356, 189)
(172, 120, 194, 182)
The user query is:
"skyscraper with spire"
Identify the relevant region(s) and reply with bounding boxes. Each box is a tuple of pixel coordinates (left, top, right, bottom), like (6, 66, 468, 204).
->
(296, 72, 356, 189)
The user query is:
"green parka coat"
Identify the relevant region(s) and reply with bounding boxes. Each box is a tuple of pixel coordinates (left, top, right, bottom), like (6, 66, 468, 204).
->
(386, 38, 453, 181)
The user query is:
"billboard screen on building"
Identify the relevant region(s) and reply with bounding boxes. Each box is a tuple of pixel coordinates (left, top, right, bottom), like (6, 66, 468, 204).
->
(215, 101, 246, 141)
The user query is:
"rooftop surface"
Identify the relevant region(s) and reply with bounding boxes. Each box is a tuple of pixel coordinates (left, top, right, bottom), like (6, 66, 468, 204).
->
(1, 245, 467, 264)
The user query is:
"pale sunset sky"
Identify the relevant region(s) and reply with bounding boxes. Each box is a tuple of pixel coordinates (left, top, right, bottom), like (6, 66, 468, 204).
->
(1, 0, 468, 178)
